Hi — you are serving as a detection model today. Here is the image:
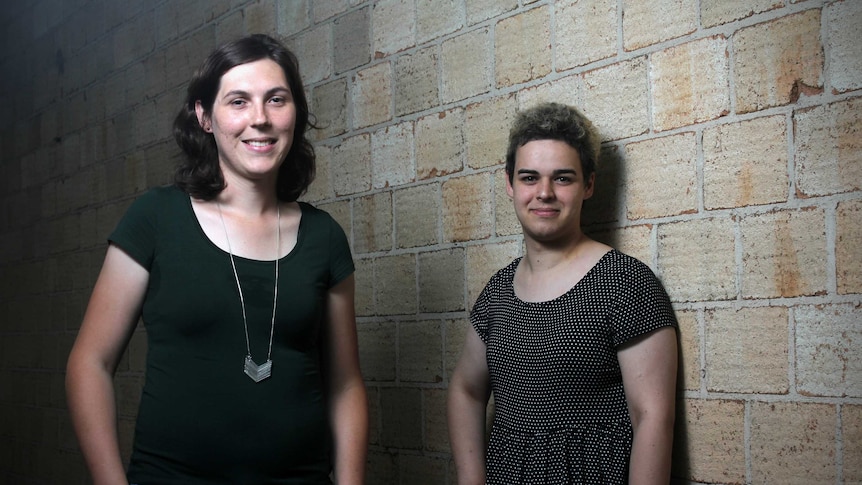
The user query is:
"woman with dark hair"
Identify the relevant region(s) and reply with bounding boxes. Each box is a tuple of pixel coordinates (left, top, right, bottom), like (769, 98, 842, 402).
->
(66, 34, 368, 484)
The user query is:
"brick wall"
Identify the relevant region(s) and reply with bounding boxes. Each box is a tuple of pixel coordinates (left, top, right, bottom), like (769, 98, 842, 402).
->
(0, 0, 859, 484)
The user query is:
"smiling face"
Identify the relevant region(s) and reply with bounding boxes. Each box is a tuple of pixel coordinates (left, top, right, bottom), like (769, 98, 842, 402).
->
(506, 139, 595, 246)
(195, 58, 296, 187)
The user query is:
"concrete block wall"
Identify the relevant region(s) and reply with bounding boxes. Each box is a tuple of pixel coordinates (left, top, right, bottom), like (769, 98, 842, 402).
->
(0, 0, 859, 484)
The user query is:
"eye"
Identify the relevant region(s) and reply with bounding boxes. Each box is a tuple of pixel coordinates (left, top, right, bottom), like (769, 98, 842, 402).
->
(268, 96, 287, 106)
(229, 98, 247, 107)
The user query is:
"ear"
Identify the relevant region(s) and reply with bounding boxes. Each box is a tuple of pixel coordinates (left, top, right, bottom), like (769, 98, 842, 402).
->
(195, 100, 212, 133)
(584, 172, 596, 200)
(505, 172, 514, 200)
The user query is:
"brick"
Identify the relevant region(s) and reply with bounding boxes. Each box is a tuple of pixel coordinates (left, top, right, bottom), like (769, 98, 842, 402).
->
(418, 248, 465, 313)
(796, 303, 862, 398)
(703, 115, 788, 209)
(333, 7, 370, 73)
(675, 310, 700, 391)
(556, 0, 617, 70)
(837, 199, 862, 294)
(416, 108, 464, 180)
(740, 208, 827, 298)
(657, 217, 736, 302)
(313, 0, 350, 22)
(245, 1, 278, 34)
(367, 387, 381, 445)
(493, 169, 519, 237)
(113, 11, 154, 69)
(417, 0, 463, 44)
(494, 6, 551, 88)
(357, 320, 396, 381)
(622, 0, 697, 51)
(372, 0, 415, 57)
(423, 388, 449, 452)
(291, 24, 332, 85)
(700, 0, 782, 28)
(395, 46, 439, 116)
(467, 0, 517, 25)
(353, 191, 392, 253)
(215, 9, 244, 46)
(442, 172, 494, 243)
(445, 317, 470, 380)
(733, 9, 823, 113)
(399, 319, 443, 382)
(394, 183, 440, 248)
(795, 97, 862, 197)
(672, 399, 745, 484)
(352, 62, 392, 129)
(517, 74, 581, 110)
(312, 78, 348, 140)
(466, 240, 522, 305)
(366, 449, 398, 484)
(651, 36, 730, 131)
(331, 133, 371, 195)
(380, 387, 422, 449)
(372, 121, 415, 189)
(826, 0, 862, 93)
(582, 58, 649, 140)
(845, 405, 862, 482)
(705, 306, 788, 393)
(464, 94, 517, 170)
(303, 144, 332, 202)
(588, 224, 653, 268)
(750, 402, 836, 484)
(582, 146, 621, 226)
(624, 132, 697, 220)
(375, 253, 417, 315)
(399, 453, 449, 484)
(440, 28, 492, 103)
(354, 258, 374, 316)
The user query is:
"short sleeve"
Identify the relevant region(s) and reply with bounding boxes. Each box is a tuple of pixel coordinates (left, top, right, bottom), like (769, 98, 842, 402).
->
(108, 189, 164, 270)
(609, 258, 677, 348)
(324, 212, 354, 288)
(469, 283, 492, 344)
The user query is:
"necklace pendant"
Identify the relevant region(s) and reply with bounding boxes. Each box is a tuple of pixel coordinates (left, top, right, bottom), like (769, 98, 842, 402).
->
(244, 355, 272, 382)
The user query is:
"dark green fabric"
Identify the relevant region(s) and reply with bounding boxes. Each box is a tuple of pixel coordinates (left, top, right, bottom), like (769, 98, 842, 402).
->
(111, 185, 353, 484)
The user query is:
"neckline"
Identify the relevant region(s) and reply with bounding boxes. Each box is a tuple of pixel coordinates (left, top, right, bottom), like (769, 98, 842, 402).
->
(183, 192, 304, 264)
(509, 249, 616, 305)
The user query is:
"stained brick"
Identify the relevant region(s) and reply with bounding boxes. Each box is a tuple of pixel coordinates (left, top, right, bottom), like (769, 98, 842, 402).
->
(837, 199, 862, 294)
(845, 405, 862, 482)
(556, 0, 617, 70)
(673, 399, 745, 484)
(588, 224, 653, 268)
(416, 108, 464, 180)
(651, 36, 729, 131)
(465, 240, 522, 305)
(740, 208, 827, 299)
(657, 217, 736, 302)
(290, 24, 332, 85)
(331, 133, 371, 196)
(375, 253, 417, 315)
(826, 0, 862, 93)
(423, 388, 450, 452)
(312, 78, 348, 140)
(703, 115, 788, 209)
(303, 144, 332, 202)
(352, 62, 392, 129)
(795, 97, 862, 197)
(623, 132, 697, 220)
(442, 172, 494, 243)
(372, 0, 415, 57)
(700, 0, 782, 28)
(622, 0, 697, 51)
(353, 192, 392, 254)
(441, 28, 492, 103)
(705, 306, 789, 393)
(394, 183, 440, 249)
(675, 310, 700, 391)
(467, 0, 517, 25)
(354, 258, 374, 316)
(417, 0, 463, 43)
(312, 0, 350, 22)
(582, 58, 649, 140)
(464, 94, 517, 170)
(399, 453, 449, 483)
(493, 169, 519, 237)
(796, 303, 862, 398)
(333, 7, 370, 73)
(517, 74, 581, 110)
(395, 46, 439, 116)
(750, 402, 836, 484)
(399, 319, 443, 382)
(372, 121, 414, 189)
(380, 387, 422, 449)
(733, 9, 823, 113)
(418, 248, 465, 313)
(494, 6, 551, 88)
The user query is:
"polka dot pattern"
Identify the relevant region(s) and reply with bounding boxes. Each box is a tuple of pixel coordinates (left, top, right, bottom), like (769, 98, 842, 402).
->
(471, 250, 677, 484)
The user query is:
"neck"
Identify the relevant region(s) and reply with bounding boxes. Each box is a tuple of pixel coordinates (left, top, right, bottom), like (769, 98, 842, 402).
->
(522, 231, 590, 273)
(216, 182, 281, 216)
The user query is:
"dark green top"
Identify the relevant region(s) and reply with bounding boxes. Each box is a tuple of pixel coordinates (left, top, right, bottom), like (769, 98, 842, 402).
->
(112, 186, 353, 484)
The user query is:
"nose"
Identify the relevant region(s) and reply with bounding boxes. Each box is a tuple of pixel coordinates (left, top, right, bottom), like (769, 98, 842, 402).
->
(536, 179, 555, 200)
(250, 101, 269, 126)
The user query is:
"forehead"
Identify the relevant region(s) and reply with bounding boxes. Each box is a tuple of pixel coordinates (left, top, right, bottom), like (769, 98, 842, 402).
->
(217, 58, 289, 94)
(514, 139, 583, 172)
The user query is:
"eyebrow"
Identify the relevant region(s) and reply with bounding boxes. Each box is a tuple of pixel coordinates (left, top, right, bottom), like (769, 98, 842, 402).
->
(516, 168, 578, 176)
(221, 86, 291, 99)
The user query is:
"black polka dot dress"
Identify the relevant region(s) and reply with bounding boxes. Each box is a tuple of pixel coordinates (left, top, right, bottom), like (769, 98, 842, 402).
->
(471, 250, 677, 484)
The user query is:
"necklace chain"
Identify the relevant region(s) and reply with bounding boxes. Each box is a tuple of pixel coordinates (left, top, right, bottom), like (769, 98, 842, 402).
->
(217, 202, 279, 382)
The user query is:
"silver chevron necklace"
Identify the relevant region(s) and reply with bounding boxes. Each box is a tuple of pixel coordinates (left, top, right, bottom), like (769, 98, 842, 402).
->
(217, 201, 280, 383)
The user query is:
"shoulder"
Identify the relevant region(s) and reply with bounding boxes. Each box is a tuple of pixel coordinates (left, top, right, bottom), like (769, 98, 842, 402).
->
(600, 250, 658, 280)
(298, 201, 345, 234)
(130, 185, 185, 210)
